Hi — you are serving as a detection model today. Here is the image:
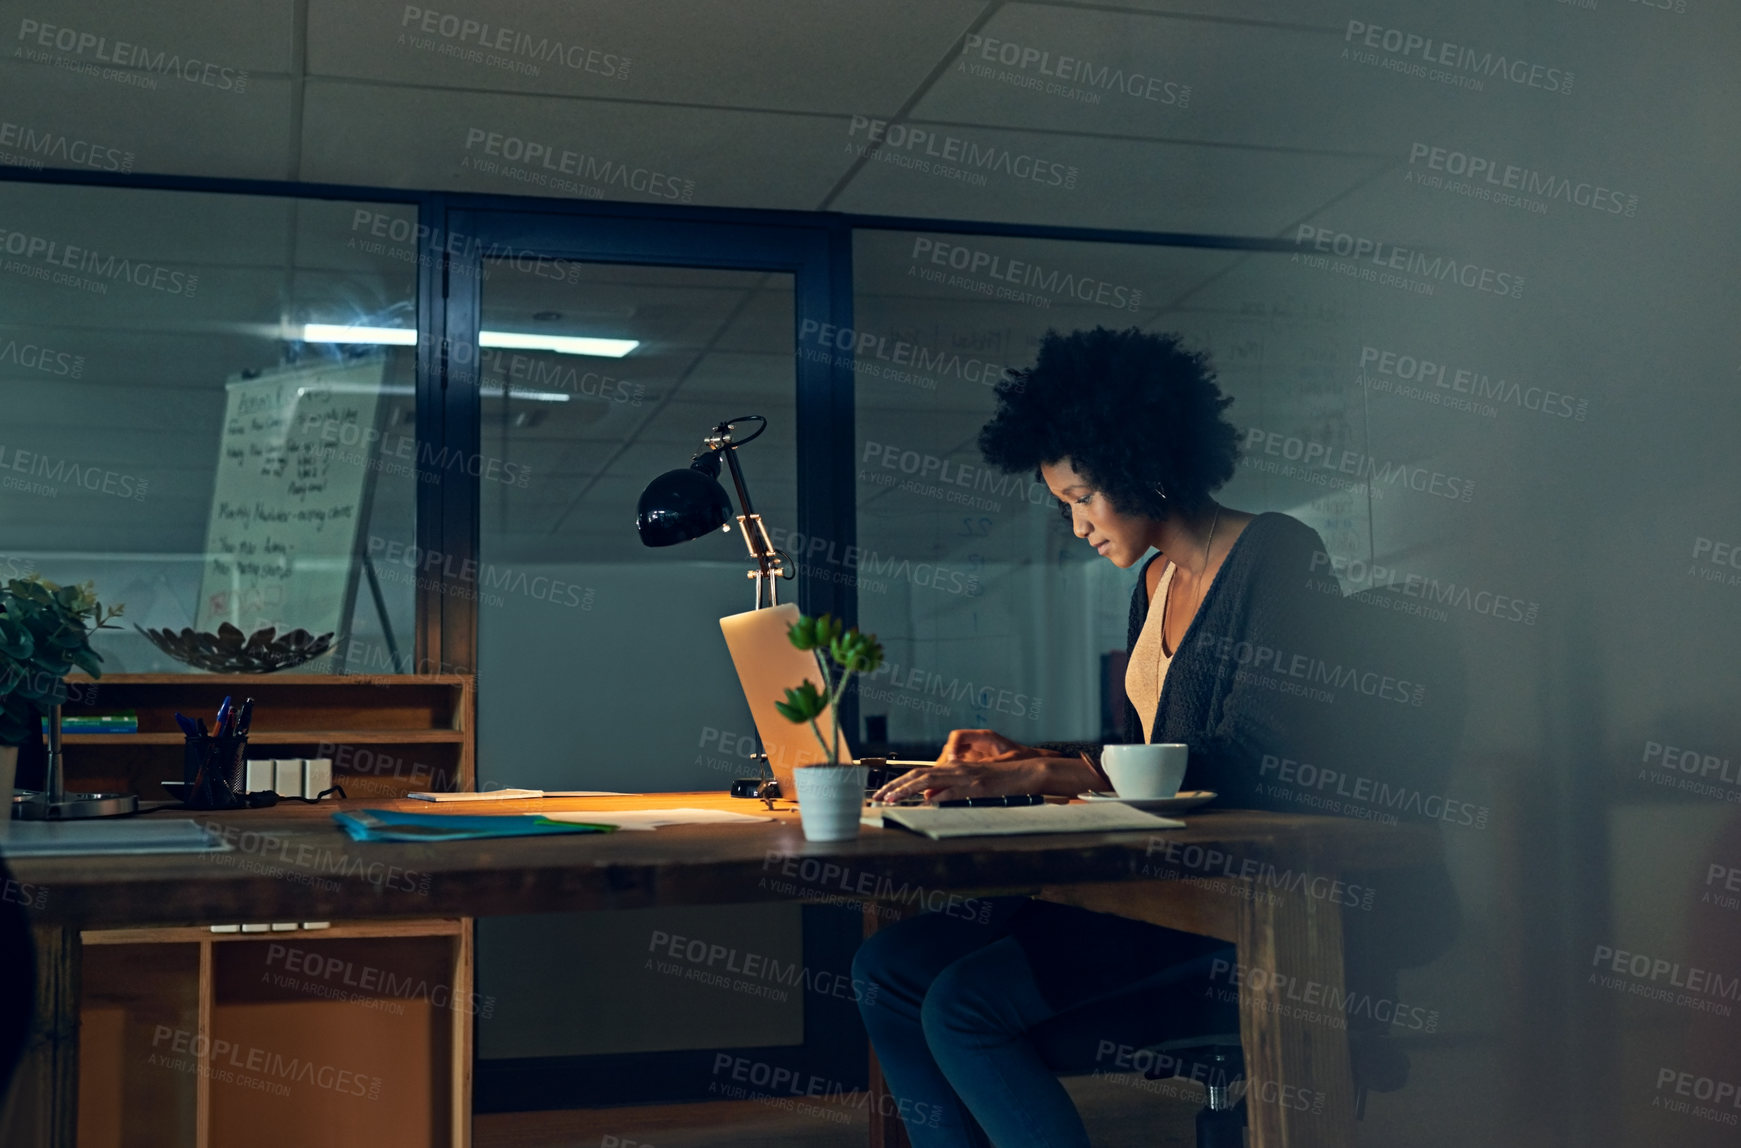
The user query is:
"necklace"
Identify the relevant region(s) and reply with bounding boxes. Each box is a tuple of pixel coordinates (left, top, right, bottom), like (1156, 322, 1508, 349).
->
(1201, 505, 1221, 580)
(1162, 504, 1221, 656)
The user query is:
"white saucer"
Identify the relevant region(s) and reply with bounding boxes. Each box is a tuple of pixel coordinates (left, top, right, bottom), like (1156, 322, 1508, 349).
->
(1078, 790, 1216, 813)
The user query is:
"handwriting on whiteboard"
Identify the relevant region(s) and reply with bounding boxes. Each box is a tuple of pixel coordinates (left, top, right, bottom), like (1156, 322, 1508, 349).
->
(196, 360, 388, 641)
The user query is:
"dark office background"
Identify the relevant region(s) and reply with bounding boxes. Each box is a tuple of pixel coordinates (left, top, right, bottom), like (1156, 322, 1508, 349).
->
(2, 2, 1738, 1145)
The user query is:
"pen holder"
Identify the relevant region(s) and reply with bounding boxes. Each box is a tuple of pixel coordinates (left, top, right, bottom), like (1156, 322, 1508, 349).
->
(182, 733, 249, 810)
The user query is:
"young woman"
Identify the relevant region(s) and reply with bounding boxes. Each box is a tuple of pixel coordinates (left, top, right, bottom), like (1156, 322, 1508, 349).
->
(855, 327, 1458, 1147)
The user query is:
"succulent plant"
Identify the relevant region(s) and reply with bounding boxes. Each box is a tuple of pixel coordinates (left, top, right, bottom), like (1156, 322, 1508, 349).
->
(775, 613, 884, 766)
(0, 575, 123, 746)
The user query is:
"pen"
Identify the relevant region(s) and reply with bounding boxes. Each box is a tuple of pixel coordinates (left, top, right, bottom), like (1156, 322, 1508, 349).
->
(215, 696, 232, 736)
(937, 794, 1046, 808)
(174, 712, 198, 738)
(236, 699, 254, 737)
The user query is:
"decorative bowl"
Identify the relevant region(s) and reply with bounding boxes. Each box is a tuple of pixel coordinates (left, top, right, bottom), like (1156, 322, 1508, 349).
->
(134, 623, 335, 674)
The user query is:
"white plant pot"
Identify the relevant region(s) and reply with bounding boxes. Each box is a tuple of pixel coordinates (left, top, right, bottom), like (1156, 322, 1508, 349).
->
(793, 763, 868, 842)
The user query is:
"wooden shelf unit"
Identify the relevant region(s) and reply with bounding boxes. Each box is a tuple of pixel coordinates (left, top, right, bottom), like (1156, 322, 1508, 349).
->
(62, 731, 468, 746)
(57, 674, 474, 801)
(39, 676, 480, 1146)
(76, 920, 473, 1148)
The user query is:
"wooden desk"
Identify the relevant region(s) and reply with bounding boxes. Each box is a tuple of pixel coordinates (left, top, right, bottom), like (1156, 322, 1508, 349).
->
(9, 793, 1434, 1147)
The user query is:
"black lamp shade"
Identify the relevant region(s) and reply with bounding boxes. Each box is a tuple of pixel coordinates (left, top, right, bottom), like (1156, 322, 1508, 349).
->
(636, 465, 732, 546)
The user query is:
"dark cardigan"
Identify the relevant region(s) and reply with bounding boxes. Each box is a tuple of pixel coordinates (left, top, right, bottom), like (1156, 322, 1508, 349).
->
(1016, 512, 1462, 1011)
(1125, 512, 1336, 805)
(1040, 512, 1340, 804)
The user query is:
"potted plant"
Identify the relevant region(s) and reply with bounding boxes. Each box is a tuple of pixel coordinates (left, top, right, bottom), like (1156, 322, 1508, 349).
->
(774, 614, 883, 840)
(0, 575, 123, 807)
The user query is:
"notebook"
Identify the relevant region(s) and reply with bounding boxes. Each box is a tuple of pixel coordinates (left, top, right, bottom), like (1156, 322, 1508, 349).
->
(2, 819, 231, 856)
(876, 802, 1184, 840)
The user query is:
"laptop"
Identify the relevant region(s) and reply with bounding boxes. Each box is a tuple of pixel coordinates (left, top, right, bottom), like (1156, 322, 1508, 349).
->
(719, 605, 931, 803)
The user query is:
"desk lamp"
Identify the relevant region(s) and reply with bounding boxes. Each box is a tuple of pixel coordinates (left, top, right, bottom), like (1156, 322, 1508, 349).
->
(635, 414, 793, 609)
(636, 414, 793, 801)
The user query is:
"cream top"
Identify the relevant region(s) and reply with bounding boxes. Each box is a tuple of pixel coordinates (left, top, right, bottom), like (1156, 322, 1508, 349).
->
(1124, 560, 1177, 743)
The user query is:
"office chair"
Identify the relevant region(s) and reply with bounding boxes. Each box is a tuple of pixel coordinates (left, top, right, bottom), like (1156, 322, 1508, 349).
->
(1131, 1021, 1412, 1146)
(1020, 578, 1465, 1143)
(1030, 1013, 1409, 1146)
(1138, 1035, 1245, 1148)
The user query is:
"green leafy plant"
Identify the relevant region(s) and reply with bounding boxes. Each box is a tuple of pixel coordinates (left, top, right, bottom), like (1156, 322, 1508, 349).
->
(0, 575, 123, 746)
(774, 613, 884, 767)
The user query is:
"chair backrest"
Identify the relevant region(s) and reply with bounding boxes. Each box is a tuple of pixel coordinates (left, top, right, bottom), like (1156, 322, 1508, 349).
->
(1333, 585, 1471, 815)
(1333, 586, 1469, 971)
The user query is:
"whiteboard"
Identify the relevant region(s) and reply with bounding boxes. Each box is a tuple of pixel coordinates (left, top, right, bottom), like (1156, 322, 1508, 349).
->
(195, 357, 389, 659)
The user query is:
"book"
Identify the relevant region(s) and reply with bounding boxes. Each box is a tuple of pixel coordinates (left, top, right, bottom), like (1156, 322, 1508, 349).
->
(47, 710, 138, 733)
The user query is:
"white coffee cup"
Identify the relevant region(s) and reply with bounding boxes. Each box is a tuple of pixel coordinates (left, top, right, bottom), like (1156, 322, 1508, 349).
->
(1100, 743, 1188, 801)
(793, 764, 869, 841)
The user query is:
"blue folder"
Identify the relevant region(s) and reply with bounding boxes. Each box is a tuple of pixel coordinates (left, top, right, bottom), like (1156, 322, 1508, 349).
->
(333, 809, 617, 842)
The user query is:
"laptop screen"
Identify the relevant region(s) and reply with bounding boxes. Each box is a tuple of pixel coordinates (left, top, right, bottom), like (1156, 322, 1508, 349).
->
(719, 604, 852, 802)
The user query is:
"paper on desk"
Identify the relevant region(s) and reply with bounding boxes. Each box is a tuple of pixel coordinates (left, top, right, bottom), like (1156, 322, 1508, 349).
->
(541, 808, 773, 831)
(407, 789, 628, 801)
(877, 803, 1183, 840)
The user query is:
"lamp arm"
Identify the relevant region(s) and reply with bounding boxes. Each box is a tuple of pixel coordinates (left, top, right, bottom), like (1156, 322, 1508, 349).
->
(710, 436, 792, 606)
(718, 445, 764, 546)
(699, 416, 790, 607)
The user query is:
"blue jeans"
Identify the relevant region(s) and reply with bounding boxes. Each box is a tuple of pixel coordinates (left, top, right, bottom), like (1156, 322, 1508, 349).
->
(853, 901, 1236, 1148)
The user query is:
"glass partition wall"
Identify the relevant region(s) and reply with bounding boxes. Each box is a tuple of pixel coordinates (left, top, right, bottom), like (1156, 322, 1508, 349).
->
(444, 213, 866, 1108)
(474, 259, 798, 794)
(0, 181, 419, 675)
(471, 255, 811, 1079)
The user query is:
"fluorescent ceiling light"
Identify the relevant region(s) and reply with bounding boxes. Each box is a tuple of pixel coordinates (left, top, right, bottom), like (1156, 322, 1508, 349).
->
(479, 386, 570, 402)
(302, 324, 417, 346)
(478, 331, 638, 357)
(297, 382, 569, 404)
(300, 324, 637, 358)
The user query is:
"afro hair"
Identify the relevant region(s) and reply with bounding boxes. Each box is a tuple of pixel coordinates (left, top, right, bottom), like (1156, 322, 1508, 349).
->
(978, 326, 1240, 521)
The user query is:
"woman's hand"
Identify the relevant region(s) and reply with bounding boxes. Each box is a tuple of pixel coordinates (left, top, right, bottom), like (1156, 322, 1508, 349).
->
(871, 758, 1040, 804)
(936, 728, 1046, 764)
(870, 729, 1047, 803)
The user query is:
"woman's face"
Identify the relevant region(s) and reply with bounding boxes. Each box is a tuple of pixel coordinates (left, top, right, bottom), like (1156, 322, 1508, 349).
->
(1040, 458, 1157, 569)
